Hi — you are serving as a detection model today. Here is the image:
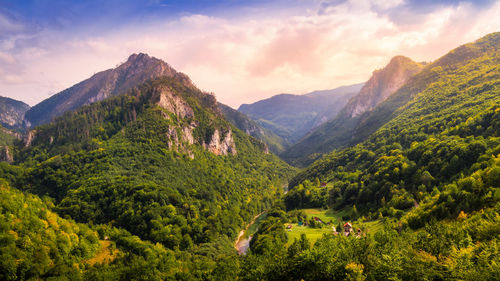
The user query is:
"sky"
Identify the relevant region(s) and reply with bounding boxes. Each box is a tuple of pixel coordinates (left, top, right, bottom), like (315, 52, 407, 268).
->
(0, 0, 499, 108)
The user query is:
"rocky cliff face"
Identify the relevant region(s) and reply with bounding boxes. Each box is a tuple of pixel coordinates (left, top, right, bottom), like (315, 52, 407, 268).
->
(0, 146, 13, 162)
(24, 53, 192, 127)
(344, 56, 424, 118)
(280, 56, 424, 166)
(0, 96, 30, 129)
(21, 54, 238, 158)
(203, 128, 237, 156)
(156, 86, 237, 157)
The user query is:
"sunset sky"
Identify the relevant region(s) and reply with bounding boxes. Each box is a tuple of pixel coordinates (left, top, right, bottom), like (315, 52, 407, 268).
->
(1, 0, 500, 108)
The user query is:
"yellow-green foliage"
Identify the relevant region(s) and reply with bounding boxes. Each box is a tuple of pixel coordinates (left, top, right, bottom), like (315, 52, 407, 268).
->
(0, 181, 100, 280)
(288, 32, 500, 225)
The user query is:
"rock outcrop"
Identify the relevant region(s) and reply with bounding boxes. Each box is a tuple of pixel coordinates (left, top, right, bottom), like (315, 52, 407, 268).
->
(0, 96, 30, 130)
(24, 130, 36, 148)
(0, 146, 13, 162)
(157, 87, 194, 119)
(344, 56, 424, 118)
(157, 86, 236, 156)
(203, 129, 237, 156)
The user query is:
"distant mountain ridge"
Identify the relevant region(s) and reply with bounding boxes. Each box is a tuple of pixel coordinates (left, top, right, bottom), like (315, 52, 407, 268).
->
(238, 83, 364, 144)
(0, 96, 30, 130)
(281, 56, 424, 166)
(219, 102, 288, 153)
(24, 53, 191, 127)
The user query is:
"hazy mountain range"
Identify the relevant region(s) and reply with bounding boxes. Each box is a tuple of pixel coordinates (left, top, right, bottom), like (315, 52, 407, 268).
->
(238, 83, 364, 145)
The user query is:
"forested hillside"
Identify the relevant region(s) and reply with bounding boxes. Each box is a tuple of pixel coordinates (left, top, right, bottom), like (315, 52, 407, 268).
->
(287, 32, 500, 221)
(213, 31, 500, 281)
(0, 71, 296, 279)
(17, 75, 295, 242)
(281, 56, 424, 166)
(0, 181, 100, 280)
(219, 102, 288, 153)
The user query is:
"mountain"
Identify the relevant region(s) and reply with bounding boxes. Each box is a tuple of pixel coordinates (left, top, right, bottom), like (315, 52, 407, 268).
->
(219, 102, 289, 153)
(343, 56, 425, 118)
(281, 56, 424, 166)
(24, 53, 190, 127)
(9, 57, 296, 279)
(1, 32, 500, 281)
(0, 96, 30, 130)
(238, 83, 364, 144)
(287, 31, 500, 213)
(233, 31, 500, 281)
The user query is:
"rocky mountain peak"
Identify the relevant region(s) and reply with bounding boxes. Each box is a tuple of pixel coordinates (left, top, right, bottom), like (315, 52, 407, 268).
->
(24, 53, 192, 128)
(345, 56, 424, 118)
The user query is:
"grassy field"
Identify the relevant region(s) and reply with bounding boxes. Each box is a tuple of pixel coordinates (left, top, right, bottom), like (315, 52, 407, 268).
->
(301, 208, 349, 223)
(285, 223, 334, 245)
(284, 208, 385, 245)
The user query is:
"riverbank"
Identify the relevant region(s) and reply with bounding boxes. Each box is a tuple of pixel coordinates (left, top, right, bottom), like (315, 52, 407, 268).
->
(234, 212, 266, 255)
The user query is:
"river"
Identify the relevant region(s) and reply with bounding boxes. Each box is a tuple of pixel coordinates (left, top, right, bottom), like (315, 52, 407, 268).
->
(234, 213, 263, 255)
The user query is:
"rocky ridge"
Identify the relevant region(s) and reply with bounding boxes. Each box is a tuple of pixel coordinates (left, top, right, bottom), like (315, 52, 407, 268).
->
(24, 53, 191, 127)
(0, 96, 30, 129)
(344, 56, 424, 118)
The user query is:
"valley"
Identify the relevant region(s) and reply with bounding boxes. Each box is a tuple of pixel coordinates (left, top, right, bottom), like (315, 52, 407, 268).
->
(0, 6, 498, 278)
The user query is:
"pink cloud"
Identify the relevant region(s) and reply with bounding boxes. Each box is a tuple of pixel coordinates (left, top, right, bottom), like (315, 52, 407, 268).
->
(1, 1, 500, 108)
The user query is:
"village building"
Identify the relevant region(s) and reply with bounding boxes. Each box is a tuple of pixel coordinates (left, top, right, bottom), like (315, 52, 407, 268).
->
(343, 222, 353, 236)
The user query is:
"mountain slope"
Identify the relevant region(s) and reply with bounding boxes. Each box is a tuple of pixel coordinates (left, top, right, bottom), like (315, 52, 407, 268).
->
(219, 102, 289, 153)
(0, 180, 101, 280)
(286, 32, 500, 224)
(281, 56, 424, 166)
(0, 96, 30, 130)
(238, 83, 363, 144)
(24, 53, 190, 127)
(343, 56, 425, 118)
(16, 69, 296, 256)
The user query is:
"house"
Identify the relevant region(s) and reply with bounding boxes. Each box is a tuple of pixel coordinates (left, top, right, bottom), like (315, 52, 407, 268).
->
(343, 222, 353, 236)
(313, 216, 324, 224)
(286, 224, 293, 229)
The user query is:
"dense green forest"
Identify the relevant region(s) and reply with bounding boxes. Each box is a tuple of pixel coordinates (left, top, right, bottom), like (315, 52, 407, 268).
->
(0, 75, 296, 280)
(0, 32, 499, 280)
